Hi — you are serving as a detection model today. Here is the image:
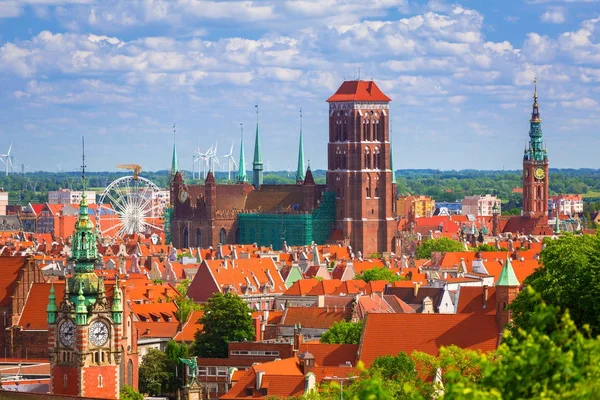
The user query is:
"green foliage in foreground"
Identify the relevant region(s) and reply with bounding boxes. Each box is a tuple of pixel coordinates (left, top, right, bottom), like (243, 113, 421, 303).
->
(355, 267, 404, 283)
(119, 386, 144, 400)
(320, 321, 363, 345)
(415, 237, 466, 259)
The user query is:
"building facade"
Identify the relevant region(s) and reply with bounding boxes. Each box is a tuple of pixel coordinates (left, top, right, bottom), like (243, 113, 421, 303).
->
(0, 191, 7, 215)
(549, 194, 583, 216)
(49, 189, 97, 205)
(326, 81, 397, 256)
(397, 195, 435, 218)
(462, 195, 501, 217)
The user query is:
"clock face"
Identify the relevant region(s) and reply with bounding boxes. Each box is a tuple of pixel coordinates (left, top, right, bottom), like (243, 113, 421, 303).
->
(59, 319, 75, 347)
(178, 189, 189, 203)
(89, 321, 109, 347)
(534, 167, 545, 180)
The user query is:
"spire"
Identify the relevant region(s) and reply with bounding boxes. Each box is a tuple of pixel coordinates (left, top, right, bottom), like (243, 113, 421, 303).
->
(525, 77, 545, 162)
(112, 276, 123, 323)
(497, 256, 520, 287)
(252, 104, 263, 189)
(75, 282, 88, 325)
(171, 123, 179, 176)
(303, 164, 315, 185)
(46, 282, 58, 324)
(296, 109, 305, 183)
(237, 123, 247, 183)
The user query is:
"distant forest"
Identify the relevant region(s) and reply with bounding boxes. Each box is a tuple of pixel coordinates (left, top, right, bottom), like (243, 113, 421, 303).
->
(1, 169, 600, 210)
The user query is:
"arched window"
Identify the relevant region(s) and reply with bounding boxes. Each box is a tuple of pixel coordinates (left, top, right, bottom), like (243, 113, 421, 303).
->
(537, 186, 542, 198)
(364, 147, 371, 169)
(220, 228, 227, 244)
(98, 375, 103, 388)
(366, 187, 371, 198)
(375, 187, 380, 198)
(362, 120, 367, 141)
(371, 120, 376, 141)
(374, 147, 381, 169)
(196, 228, 201, 247)
(183, 227, 189, 248)
(64, 374, 68, 389)
(127, 360, 134, 387)
(373, 120, 378, 141)
(342, 119, 347, 141)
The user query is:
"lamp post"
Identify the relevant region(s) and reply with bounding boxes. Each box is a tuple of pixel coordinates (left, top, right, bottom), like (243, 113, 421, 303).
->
(324, 375, 358, 400)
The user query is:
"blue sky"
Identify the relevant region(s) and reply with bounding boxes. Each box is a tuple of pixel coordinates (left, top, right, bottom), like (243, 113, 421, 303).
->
(0, 0, 599, 173)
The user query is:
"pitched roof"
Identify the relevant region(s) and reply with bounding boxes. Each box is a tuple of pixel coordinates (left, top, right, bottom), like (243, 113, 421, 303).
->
(326, 80, 391, 102)
(0, 256, 28, 307)
(455, 286, 497, 315)
(281, 307, 351, 329)
(497, 257, 520, 286)
(358, 313, 499, 366)
(19, 282, 65, 330)
(174, 310, 204, 342)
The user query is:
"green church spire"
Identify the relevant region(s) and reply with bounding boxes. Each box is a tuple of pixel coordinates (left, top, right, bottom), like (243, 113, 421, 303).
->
(46, 282, 57, 324)
(171, 124, 179, 176)
(237, 123, 247, 183)
(75, 282, 88, 325)
(68, 137, 100, 299)
(112, 276, 123, 324)
(525, 78, 546, 162)
(252, 104, 263, 189)
(296, 109, 305, 183)
(497, 256, 520, 287)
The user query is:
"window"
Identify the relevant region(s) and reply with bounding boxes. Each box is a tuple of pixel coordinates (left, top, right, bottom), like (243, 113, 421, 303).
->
(364, 147, 371, 169)
(183, 227, 189, 248)
(373, 120, 378, 141)
(366, 187, 371, 198)
(220, 228, 227, 244)
(375, 187, 380, 198)
(208, 367, 217, 376)
(196, 228, 201, 247)
(373, 147, 381, 169)
(64, 374, 68, 389)
(98, 375, 103, 388)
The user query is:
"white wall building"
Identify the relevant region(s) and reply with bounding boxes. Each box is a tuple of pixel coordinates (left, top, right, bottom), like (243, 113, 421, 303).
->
(136, 189, 170, 218)
(48, 189, 96, 205)
(0, 191, 8, 215)
(461, 195, 501, 217)
(549, 195, 584, 216)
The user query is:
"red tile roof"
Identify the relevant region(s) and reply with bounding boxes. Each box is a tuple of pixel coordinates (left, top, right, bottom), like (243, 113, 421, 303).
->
(173, 310, 204, 342)
(326, 80, 391, 102)
(0, 256, 27, 307)
(358, 313, 499, 366)
(281, 307, 351, 329)
(456, 286, 497, 315)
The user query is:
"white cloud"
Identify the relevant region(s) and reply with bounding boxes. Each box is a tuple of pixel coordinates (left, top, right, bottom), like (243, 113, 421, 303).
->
(561, 98, 598, 108)
(0, 1, 22, 18)
(541, 7, 565, 24)
(448, 95, 467, 104)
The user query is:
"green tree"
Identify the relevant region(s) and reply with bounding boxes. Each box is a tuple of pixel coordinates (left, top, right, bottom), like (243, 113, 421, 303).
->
(176, 278, 192, 296)
(119, 385, 144, 400)
(473, 244, 506, 252)
(174, 295, 201, 323)
(320, 321, 363, 345)
(510, 233, 600, 335)
(445, 289, 600, 399)
(415, 237, 465, 259)
(193, 293, 255, 358)
(139, 349, 178, 396)
(355, 267, 403, 283)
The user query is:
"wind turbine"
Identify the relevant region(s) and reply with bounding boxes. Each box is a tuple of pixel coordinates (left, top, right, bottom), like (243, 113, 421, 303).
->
(0, 143, 13, 176)
(195, 146, 211, 179)
(208, 142, 220, 174)
(222, 141, 237, 181)
(266, 160, 272, 173)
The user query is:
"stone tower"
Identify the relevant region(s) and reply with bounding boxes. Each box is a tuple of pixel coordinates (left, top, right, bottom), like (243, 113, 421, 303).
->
(496, 256, 520, 332)
(48, 140, 126, 399)
(326, 80, 397, 256)
(523, 78, 549, 218)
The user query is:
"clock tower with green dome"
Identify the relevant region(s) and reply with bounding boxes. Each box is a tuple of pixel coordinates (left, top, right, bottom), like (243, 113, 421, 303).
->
(522, 78, 549, 218)
(48, 138, 126, 399)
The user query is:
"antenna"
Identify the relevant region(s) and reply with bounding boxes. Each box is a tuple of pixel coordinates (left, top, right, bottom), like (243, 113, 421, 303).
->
(300, 108, 303, 131)
(255, 103, 259, 125)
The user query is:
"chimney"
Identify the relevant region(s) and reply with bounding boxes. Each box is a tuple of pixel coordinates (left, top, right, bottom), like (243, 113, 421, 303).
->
(293, 323, 303, 353)
(483, 285, 489, 308)
(145, 287, 155, 301)
(413, 282, 420, 297)
(422, 296, 434, 314)
(256, 371, 265, 391)
(254, 316, 262, 342)
(298, 352, 315, 375)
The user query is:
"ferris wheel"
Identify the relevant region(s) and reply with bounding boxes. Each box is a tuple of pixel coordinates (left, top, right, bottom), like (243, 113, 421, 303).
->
(97, 176, 165, 237)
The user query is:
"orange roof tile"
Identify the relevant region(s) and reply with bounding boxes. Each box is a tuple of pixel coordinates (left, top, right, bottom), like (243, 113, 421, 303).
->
(456, 286, 497, 315)
(359, 313, 499, 366)
(174, 310, 204, 342)
(282, 307, 351, 329)
(327, 80, 391, 102)
(0, 256, 27, 307)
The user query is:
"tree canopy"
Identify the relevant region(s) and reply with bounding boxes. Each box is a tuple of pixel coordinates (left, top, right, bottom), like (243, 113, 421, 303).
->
(138, 348, 180, 396)
(192, 292, 255, 358)
(355, 267, 403, 283)
(415, 237, 466, 259)
(510, 232, 600, 335)
(320, 321, 363, 345)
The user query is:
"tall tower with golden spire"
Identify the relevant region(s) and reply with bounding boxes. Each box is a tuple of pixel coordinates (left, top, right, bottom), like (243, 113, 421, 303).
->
(49, 137, 126, 399)
(523, 77, 549, 218)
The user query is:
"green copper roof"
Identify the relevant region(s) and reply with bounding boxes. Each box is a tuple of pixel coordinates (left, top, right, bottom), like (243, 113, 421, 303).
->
(238, 127, 247, 183)
(525, 79, 547, 162)
(253, 121, 262, 165)
(171, 140, 179, 175)
(75, 282, 88, 314)
(112, 277, 123, 313)
(47, 282, 57, 313)
(296, 127, 305, 182)
(497, 256, 520, 287)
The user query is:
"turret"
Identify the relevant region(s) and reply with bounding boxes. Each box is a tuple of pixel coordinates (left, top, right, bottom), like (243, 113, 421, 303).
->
(496, 256, 520, 332)
(252, 105, 263, 189)
(75, 282, 88, 325)
(47, 282, 58, 324)
(112, 276, 123, 324)
(302, 166, 316, 212)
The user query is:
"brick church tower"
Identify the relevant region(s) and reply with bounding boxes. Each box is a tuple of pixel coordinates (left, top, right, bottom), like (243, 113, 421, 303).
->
(522, 79, 549, 218)
(326, 81, 397, 256)
(47, 146, 128, 399)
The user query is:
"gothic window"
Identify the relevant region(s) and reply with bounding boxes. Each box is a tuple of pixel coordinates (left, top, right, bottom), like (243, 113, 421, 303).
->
(362, 120, 367, 141)
(196, 228, 201, 247)
(335, 121, 342, 141)
(375, 187, 380, 198)
(342, 120, 347, 141)
(127, 360, 134, 387)
(64, 374, 68, 389)
(183, 227, 189, 248)
(373, 120, 378, 141)
(220, 228, 227, 244)
(364, 147, 371, 169)
(366, 187, 371, 198)
(374, 147, 381, 169)
(537, 186, 542, 198)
